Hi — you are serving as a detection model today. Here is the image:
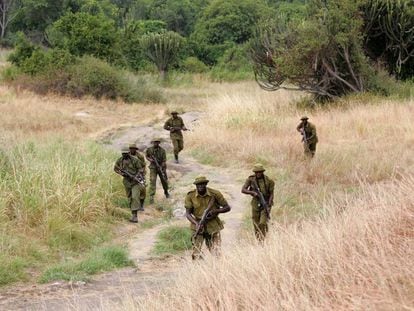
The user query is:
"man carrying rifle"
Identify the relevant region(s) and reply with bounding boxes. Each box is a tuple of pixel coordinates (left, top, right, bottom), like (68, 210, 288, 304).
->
(185, 176, 231, 260)
(129, 143, 146, 210)
(163, 111, 187, 163)
(145, 138, 169, 204)
(296, 116, 318, 158)
(241, 164, 275, 241)
(114, 146, 146, 223)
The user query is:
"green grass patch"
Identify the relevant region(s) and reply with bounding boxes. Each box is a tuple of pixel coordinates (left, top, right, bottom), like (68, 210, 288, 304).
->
(152, 225, 192, 256)
(0, 257, 29, 286)
(40, 246, 134, 283)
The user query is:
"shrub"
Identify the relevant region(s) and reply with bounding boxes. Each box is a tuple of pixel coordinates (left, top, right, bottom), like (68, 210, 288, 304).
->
(210, 45, 253, 81)
(181, 57, 208, 73)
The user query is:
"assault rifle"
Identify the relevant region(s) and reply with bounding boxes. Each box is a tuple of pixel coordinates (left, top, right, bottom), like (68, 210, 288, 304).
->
(192, 196, 216, 240)
(169, 126, 188, 133)
(150, 155, 168, 183)
(250, 179, 271, 220)
(300, 127, 311, 153)
(120, 169, 146, 186)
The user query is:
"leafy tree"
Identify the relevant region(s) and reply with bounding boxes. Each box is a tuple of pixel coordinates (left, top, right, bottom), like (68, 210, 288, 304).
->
(48, 12, 120, 62)
(250, 0, 374, 100)
(0, 0, 21, 40)
(146, 0, 203, 36)
(191, 0, 271, 64)
(140, 31, 184, 79)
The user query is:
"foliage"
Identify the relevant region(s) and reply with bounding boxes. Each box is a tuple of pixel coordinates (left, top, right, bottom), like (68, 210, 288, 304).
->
(363, 0, 414, 80)
(7, 32, 36, 66)
(250, 0, 377, 100)
(181, 56, 208, 73)
(121, 19, 166, 71)
(191, 0, 271, 65)
(140, 31, 184, 79)
(210, 45, 253, 81)
(48, 12, 120, 63)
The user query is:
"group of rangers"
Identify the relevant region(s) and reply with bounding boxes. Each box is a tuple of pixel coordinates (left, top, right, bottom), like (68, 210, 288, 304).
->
(114, 112, 318, 259)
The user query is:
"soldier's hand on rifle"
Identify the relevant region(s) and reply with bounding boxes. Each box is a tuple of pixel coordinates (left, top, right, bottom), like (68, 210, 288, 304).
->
(196, 222, 204, 233)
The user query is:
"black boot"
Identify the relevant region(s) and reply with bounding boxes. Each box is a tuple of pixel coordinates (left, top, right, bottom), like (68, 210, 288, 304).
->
(129, 210, 138, 223)
(174, 154, 179, 163)
(165, 191, 170, 199)
(138, 199, 145, 211)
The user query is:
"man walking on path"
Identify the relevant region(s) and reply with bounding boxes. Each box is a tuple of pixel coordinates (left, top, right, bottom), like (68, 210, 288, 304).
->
(185, 176, 231, 260)
(296, 116, 318, 157)
(129, 143, 146, 211)
(114, 146, 146, 222)
(241, 164, 275, 241)
(164, 111, 187, 163)
(145, 138, 169, 204)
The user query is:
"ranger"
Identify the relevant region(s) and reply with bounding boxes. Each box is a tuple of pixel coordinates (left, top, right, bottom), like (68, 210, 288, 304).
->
(114, 146, 146, 222)
(163, 111, 187, 163)
(296, 116, 318, 157)
(145, 138, 169, 204)
(129, 143, 146, 211)
(185, 176, 231, 260)
(241, 164, 275, 241)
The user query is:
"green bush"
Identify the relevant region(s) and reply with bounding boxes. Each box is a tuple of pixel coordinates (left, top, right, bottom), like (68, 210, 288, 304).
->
(7, 33, 37, 67)
(210, 45, 253, 81)
(181, 57, 208, 73)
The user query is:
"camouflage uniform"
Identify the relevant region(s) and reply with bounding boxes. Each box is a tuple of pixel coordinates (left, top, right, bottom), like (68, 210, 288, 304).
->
(242, 165, 275, 240)
(163, 113, 186, 161)
(114, 152, 146, 214)
(296, 117, 318, 157)
(145, 144, 169, 199)
(185, 183, 228, 260)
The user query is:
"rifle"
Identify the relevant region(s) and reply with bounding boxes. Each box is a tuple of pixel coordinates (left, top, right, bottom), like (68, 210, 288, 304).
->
(150, 155, 168, 182)
(250, 179, 271, 220)
(120, 169, 146, 186)
(300, 127, 311, 153)
(192, 196, 216, 241)
(169, 126, 188, 133)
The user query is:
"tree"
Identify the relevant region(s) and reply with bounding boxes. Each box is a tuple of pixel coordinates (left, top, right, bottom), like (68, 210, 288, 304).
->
(250, 0, 375, 100)
(140, 31, 184, 80)
(0, 0, 20, 40)
(364, 0, 414, 79)
(191, 0, 271, 64)
(49, 12, 120, 63)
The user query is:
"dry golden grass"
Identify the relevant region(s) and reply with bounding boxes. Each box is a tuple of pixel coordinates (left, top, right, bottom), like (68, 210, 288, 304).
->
(0, 85, 166, 142)
(132, 175, 414, 310)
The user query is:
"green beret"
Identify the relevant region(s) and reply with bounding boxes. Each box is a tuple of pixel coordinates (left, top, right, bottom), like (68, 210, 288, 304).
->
(252, 163, 265, 172)
(193, 175, 209, 185)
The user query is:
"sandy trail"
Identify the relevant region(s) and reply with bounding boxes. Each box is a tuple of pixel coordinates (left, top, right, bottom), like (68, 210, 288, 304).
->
(0, 112, 249, 310)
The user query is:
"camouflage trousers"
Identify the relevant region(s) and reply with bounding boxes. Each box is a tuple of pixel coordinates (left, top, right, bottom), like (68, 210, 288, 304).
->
(149, 168, 169, 196)
(252, 204, 269, 241)
(124, 183, 146, 212)
(191, 231, 221, 260)
(304, 142, 317, 157)
(171, 137, 184, 156)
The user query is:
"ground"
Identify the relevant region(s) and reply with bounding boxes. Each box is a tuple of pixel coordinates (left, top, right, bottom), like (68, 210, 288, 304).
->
(0, 110, 250, 310)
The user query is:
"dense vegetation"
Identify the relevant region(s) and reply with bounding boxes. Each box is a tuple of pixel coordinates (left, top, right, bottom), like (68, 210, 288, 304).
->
(0, 0, 413, 101)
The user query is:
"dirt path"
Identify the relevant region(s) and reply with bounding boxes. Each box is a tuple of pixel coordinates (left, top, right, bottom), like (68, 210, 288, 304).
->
(0, 112, 249, 310)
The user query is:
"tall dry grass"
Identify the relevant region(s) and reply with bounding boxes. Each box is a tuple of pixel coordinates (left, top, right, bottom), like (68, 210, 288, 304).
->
(128, 175, 414, 310)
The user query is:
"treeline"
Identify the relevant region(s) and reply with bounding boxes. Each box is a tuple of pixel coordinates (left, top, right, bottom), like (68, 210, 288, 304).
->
(1, 0, 413, 102)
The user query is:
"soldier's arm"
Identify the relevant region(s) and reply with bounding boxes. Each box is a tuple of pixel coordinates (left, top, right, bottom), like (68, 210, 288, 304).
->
(296, 122, 303, 132)
(185, 195, 198, 226)
(241, 178, 257, 197)
(268, 180, 275, 207)
(161, 150, 167, 168)
(211, 191, 231, 216)
(163, 119, 172, 131)
(180, 117, 188, 130)
(114, 159, 124, 176)
(145, 149, 154, 162)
